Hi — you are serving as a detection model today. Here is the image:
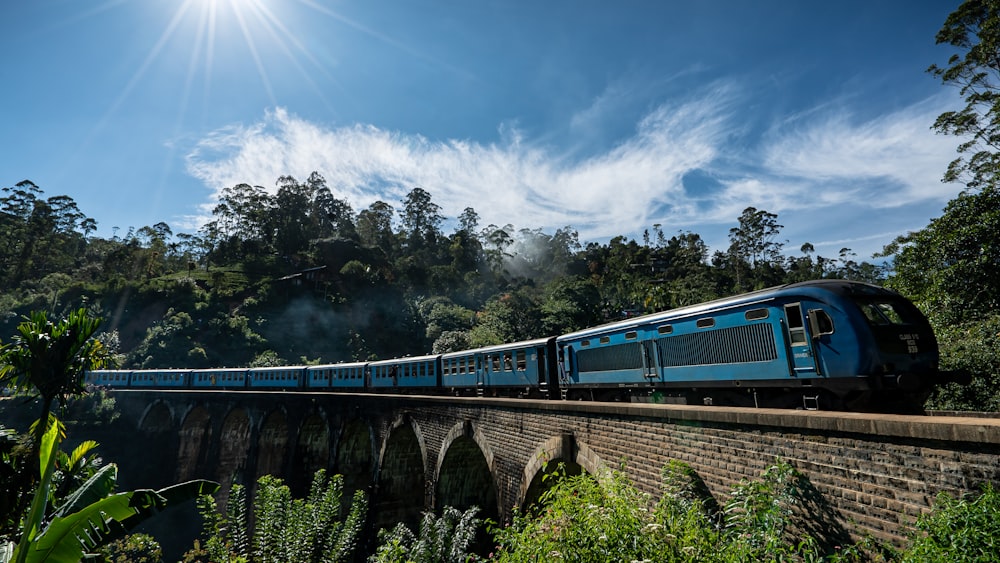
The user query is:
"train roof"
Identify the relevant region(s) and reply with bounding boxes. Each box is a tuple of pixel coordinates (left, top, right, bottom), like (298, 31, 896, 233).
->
(306, 361, 369, 370)
(368, 353, 440, 366)
(440, 336, 555, 359)
(557, 279, 894, 342)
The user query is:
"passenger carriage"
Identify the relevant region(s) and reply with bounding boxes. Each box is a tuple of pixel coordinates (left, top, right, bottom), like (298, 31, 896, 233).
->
(441, 337, 558, 397)
(248, 366, 305, 389)
(84, 369, 135, 388)
(305, 361, 368, 391)
(190, 367, 250, 389)
(368, 354, 441, 392)
(127, 368, 191, 389)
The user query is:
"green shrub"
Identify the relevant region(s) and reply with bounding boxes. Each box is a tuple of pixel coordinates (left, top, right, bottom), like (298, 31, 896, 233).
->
(186, 470, 367, 563)
(899, 484, 1000, 563)
(369, 505, 481, 563)
(490, 460, 824, 563)
(100, 533, 163, 563)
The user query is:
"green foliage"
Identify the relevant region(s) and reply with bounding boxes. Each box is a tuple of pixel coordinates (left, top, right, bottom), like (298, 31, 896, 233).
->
(881, 186, 1000, 325)
(923, 314, 1000, 411)
(0, 309, 111, 411)
(99, 533, 163, 563)
(369, 506, 481, 563)
(928, 0, 1000, 191)
(468, 290, 542, 348)
(491, 460, 824, 563)
(900, 484, 1000, 562)
(189, 470, 367, 563)
(2, 179, 890, 375)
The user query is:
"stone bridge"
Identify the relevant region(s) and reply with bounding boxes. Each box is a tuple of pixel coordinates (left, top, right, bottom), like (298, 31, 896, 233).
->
(103, 389, 1000, 546)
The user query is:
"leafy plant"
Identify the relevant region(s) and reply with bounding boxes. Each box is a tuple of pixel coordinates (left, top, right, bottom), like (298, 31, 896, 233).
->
(900, 483, 1000, 563)
(188, 469, 367, 563)
(1, 419, 217, 563)
(0, 309, 113, 449)
(99, 533, 163, 563)
(491, 460, 825, 563)
(369, 505, 481, 563)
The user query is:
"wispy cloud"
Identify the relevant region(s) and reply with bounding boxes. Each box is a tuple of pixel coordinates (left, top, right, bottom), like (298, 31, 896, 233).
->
(185, 88, 962, 257)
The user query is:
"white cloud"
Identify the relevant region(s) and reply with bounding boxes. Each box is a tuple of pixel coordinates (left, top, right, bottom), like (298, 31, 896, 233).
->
(185, 90, 963, 258)
(758, 95, 959, 207)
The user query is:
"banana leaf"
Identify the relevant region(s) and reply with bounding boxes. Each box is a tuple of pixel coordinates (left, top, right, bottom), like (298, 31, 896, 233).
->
(16, 479, 218, 563)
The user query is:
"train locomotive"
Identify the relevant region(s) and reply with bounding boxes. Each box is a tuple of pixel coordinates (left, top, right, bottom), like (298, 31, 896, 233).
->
(84, 280, 956, 412)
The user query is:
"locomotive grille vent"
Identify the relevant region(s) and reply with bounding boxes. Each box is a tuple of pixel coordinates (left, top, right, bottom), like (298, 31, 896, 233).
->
(576, 341, 643, 373)
(657, 323, 777, 367)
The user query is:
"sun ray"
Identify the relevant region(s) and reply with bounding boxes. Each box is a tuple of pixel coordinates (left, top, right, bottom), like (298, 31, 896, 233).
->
(81, 0, 199, 152)
(230, 0, 277, 106)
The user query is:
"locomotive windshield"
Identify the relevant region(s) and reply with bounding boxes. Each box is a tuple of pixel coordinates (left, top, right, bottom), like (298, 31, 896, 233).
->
(853, 300, 912, 325)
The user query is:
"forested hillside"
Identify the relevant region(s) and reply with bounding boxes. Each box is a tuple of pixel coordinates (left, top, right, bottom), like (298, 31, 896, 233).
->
(1, 175, 877, 366)
(1, 168, 997, 409)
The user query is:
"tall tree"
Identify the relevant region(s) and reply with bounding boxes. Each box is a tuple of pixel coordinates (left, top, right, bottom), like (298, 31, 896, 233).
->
(727, 207, 784, 291)
(929, 0, 1000, 190)
(272, 175, 315, 261)
(357, 201, 396, 258)
(400, 187, 443, 254)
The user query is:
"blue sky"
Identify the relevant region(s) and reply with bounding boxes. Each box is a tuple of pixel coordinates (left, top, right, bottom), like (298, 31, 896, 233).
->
(0, 0, 967, 260)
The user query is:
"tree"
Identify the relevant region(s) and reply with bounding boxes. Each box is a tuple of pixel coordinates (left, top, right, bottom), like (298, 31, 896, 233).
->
(272, 175, 315, 262)
(929, 0, 1000, 191)
(0, 309, 113, 448)
(881, 187, 1000, 324)
(726, 207, 784, 291)
(357, 201, 397, 258)
(400, 187, 443, 254)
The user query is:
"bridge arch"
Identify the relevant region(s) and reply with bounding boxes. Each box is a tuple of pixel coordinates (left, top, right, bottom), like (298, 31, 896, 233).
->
(138, 400, 173, 432)
(373, 414, 428, 533)
(335, 418, 375, 510)
(519, 433, 606, 510)
(255, 407, 289, 479)
(175, 405, 212, 482)
(291, 410, 331, 496)
(434, 421, 499, 523)
(216, 407, 253, 506)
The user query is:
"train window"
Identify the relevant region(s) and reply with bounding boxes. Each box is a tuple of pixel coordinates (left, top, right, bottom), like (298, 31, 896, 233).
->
(516, 351, 526, 370)
(784, 304, 808, 345)
(504, 353, 513, 370)
(599, 336, 610, 344)
(696, 318, 715, 329)
(808, 309, 835, 336)
(657, 325, 673, 334)
(625, 331, 638, 340)
(745, 309, 769, 321)
(856, 300, 908, 325)
(581, 340, 590, 347)
(491, 355, 500, 371)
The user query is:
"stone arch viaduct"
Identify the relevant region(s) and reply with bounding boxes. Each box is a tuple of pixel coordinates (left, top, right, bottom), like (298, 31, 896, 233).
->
(107, 389, 1000, 545)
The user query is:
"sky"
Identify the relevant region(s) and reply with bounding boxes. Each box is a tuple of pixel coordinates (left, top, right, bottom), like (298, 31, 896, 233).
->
(0, 0, 969, 261)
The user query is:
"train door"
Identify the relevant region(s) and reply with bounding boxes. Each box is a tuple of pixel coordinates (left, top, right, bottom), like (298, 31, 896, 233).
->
(641, 340, 659, 381)
(783, 303, 817, 376)
(476, 355, 485, 395)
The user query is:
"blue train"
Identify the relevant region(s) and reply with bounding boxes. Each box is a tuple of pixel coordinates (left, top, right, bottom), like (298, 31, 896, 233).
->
(84, 280, 961, 411)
